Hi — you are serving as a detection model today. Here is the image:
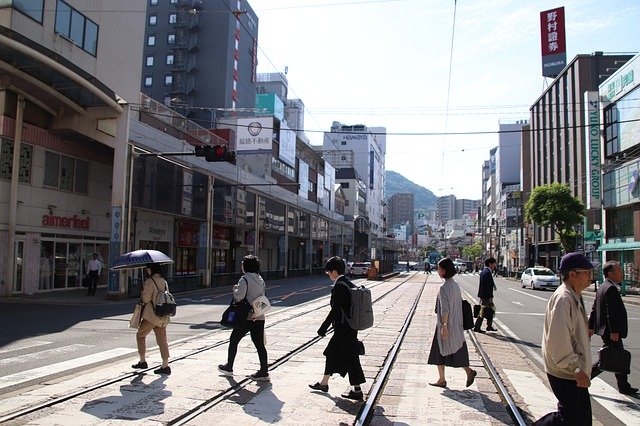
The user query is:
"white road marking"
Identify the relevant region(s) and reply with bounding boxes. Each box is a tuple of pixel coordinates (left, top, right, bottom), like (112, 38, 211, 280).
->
(0, 344, 91, 366)
(512, 301, 524, 306)
(590, 377, 640, 424)
(0, 340, 52, 355)
(503, 369, 556, 420)
(0, 347, 134, 392)
(508, 288, 549, 301)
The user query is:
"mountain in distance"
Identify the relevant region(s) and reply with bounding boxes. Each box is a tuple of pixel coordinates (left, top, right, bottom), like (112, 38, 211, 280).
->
(385, 170, 437, 210)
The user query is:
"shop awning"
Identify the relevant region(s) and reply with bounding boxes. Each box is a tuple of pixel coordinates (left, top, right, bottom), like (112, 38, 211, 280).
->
(597, 241, 640, 251)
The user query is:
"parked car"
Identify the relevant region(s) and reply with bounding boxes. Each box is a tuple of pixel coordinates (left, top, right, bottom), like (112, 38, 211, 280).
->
(453, 260, 467, 273)
(521, 267, 560, 290)
(350, 262, 370, 277)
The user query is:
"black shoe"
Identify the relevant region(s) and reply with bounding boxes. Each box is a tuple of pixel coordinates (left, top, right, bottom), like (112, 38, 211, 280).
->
(341, 389, 364, 401)
(473, 328, 485, 333)
(486, 326, 497, 332)
(217, 364, 233, 376)
(154, 366, 171, 375)
(619, 387, 638, 395)
(250, 370, 270, 381)
(309, 382, 329, 392)
(132, 361, 148, 369)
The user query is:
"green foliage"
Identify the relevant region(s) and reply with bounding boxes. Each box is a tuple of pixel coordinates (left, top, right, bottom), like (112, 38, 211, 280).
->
(524, 183, 585, 253)
(462, 241, 483, 259)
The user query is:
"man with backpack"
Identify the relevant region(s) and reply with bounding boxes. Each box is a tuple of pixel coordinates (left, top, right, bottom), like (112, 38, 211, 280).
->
(309, 256, 367, 401)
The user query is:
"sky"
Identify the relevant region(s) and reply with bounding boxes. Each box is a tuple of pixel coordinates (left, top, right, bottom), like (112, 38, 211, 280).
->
(247, 0, 640, 200)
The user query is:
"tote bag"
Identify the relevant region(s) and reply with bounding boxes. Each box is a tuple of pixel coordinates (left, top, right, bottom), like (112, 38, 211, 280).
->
(599, 346, 631, 375)
(220, 298, 252, 328)
(251, 295, 272, 317)
(129, 303, 143, 329)
(462, 299, 474, 330)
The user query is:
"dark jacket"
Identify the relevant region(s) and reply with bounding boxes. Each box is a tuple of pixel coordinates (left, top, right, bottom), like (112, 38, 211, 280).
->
(477, 267, 496, 299)
(588, 278, 628, 339)
(319, 275, 353, 334)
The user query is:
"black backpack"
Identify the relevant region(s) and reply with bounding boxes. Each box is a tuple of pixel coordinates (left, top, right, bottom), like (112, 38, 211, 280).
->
(151, 277, 176, 317)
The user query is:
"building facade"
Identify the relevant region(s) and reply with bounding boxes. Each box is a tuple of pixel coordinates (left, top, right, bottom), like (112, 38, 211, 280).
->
(0, 0, 146, 296)
(527, 52, 634, 270)
(598, 53, 640, 283)
(388, 193, 414, 235)
(141, 0, 259, 128)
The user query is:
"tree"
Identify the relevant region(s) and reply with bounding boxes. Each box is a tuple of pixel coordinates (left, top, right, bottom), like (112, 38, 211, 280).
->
(462, 241, 483, 260)
(524, 183, 586, 253)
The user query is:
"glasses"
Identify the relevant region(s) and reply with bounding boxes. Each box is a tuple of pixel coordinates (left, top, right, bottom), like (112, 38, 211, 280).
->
(572, 269, 593, 276)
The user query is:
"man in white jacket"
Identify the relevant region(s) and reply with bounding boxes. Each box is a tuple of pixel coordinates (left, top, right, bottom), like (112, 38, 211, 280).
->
(535, 252, 594, 425)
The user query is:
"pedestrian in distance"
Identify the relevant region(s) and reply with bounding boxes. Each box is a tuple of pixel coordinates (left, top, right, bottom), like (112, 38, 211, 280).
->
(218, 255, 269, 381)
(86, 253, 102, 296)
(426, 262, 432, 274)
(309, 256, 366, 401)
(427, 257, 477, 388)
(132, 263, 171, 375)
(588, 260, 637, 395)
(424, 262, 429, 274)
(473, 257, 498, 333)
(534, 252, 594, 425)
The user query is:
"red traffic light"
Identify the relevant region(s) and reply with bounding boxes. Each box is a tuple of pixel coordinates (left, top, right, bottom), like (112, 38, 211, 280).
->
(194, 145, 231, 162)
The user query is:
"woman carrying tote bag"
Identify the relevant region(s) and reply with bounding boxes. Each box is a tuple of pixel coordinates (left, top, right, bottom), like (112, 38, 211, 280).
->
(217, 255, 269, 381)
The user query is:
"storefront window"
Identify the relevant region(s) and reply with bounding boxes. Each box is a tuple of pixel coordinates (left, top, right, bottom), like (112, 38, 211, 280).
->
(0, 139, 32, 183)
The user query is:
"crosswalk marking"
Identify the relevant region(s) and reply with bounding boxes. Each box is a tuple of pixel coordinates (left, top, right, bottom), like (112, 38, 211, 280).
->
(0, 340, 51, 355)
(503, 369, 556, 420)
(0, 347, 134, 392)
(0, 344, 91, 366)
(504, 369, 640, 424)
(590, 377, 640, 424)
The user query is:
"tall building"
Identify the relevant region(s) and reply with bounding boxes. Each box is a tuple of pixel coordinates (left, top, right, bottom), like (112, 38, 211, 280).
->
(388, 193, 414, 234)
(436, 195, 455, 223)
(323, 122, 387, 238)
(528, 52, 634, 269)
(597, 53, 640, 273)
(141, 0, 259, 128)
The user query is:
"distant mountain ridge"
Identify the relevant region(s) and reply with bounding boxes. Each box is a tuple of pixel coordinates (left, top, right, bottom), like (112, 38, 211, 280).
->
(385, 170, 437, 210)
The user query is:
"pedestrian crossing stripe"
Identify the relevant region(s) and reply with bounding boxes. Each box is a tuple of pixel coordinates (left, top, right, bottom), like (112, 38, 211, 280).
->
(503, 369, 640, 424)
(0, 347, 134, 392)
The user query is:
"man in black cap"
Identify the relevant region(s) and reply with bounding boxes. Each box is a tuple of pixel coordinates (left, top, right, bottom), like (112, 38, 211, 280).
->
(589, 260, 637, 395)
(535, 252, 593, 425)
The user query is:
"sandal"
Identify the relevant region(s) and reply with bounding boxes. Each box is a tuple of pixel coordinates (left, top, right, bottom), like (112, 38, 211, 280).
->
(429, 380, 447, 388)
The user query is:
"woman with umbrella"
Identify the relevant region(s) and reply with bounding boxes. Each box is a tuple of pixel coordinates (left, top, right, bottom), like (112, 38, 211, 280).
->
(131, 262, 171, 375)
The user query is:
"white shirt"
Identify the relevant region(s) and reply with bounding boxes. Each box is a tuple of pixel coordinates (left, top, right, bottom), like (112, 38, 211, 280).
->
(88, 259, 102, 274)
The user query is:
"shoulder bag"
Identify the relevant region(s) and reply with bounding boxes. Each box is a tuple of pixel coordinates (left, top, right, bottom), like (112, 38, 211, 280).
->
(599, 346, 631, 375)
(220, 297, 252, 328)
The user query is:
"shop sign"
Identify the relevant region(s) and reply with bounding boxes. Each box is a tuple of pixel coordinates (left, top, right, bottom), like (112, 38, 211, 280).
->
(177, 221, 200, 247)
(42, 214, 90, 230)
(137, 211, 173, 242)
(212, 239, 230, 249)
(584, 91, 601, 209)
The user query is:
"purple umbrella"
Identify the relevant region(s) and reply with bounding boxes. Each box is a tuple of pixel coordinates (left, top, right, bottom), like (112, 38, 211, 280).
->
(111, 250, 173, 270)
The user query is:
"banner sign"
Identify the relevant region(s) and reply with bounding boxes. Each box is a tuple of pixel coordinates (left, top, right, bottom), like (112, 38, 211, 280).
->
(585, 91, 601, 209)
(540, 7, 566, 78)
(236, 117, 273, 151)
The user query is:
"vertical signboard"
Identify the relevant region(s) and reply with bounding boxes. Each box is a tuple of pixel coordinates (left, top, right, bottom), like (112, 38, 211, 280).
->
(585, 91, 601, 209)
(108, 206, 122, 293)
(540, 7, 566, 78)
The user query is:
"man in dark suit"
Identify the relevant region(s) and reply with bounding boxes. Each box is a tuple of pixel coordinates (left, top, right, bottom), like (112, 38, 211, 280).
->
(473, 257, 497, 333)
(589, 260, 637, 395)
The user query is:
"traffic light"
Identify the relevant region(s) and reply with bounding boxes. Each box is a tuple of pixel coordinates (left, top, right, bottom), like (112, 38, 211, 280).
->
(194, 145, 234, 162)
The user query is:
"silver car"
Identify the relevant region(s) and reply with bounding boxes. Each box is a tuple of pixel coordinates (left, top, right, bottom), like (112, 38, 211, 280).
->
(521, 267, 560, 290)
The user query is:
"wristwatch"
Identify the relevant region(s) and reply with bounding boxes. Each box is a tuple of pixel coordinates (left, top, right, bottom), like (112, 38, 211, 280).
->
(573, 367, 581, 374)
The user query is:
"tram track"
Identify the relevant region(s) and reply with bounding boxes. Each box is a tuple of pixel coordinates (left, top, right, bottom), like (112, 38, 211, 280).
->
(0, 276, 411, 424)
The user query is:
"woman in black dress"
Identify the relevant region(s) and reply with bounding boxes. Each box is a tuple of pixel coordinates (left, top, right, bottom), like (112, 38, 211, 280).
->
(309, 256, 366, 401)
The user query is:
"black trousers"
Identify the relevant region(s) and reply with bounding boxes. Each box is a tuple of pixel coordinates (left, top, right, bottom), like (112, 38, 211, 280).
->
(227, 320, 268, 372)
(534, 374, 592, 425)
(87, 270, 99, 295)
(591, 336, 631, 390)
